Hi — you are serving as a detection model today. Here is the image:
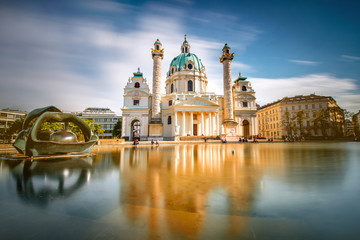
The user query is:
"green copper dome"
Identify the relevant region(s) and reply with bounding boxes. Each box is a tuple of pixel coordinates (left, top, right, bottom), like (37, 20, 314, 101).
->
(169, 53, 204, 74)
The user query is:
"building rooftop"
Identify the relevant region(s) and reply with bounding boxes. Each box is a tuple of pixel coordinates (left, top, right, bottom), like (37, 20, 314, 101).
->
(258, 94, 335, 110)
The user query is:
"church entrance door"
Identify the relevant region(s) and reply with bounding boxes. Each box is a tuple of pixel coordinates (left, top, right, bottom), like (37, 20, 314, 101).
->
(131, 120, 141, 141)
(193, 124, 198, 136)
(243, 120, 250, 138)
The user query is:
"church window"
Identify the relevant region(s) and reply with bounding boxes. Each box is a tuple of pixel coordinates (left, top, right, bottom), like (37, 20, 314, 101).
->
(185, 47, 188, 53)
(226, 49, 229, 53)
(156, 45, 159, 50)
(133, 100, 139, 106)
(242, 86, 247, 91)
(169, 100, 172, 106)
(168, 116, 172, 125)
(171, 84, 174, 93)
(188, 80, 193, 91)
(134, 82, 140, 88)
(188, 64, 193, 70)
(172, 68, 174, 74)
(242, 101, 248, 107)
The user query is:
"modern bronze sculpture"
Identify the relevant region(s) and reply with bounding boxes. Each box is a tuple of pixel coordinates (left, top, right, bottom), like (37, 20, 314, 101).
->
(13, 106, 98, 157)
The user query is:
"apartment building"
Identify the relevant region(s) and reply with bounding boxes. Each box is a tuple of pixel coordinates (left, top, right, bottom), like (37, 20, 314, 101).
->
(257, 94, 343, 139)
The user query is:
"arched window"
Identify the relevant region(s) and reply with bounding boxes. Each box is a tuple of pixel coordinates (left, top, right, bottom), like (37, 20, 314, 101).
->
(172, 68, 174, 74)
(188, 80, 193, 92)
(134, 82, 140, 88)
(171, 84, 174, 93)
(185, 47, 188, 53)
(187, 64, 193, 70)
(242, 86, 247, 91)
(156, 45, 159, 50)
(168, 116, 172, 125)
(226, 49, 229, 53)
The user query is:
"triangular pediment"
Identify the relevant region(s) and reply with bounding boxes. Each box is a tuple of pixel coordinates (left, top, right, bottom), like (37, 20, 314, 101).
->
(175, 96, 219, 107)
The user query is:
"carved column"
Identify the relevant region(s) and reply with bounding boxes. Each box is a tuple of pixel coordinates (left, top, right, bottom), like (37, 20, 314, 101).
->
(174, 111, 177, 135)
(209, 112, 212, 136)
(201, 112, 204, 135)
(190, 112, 193, 136)
(149, 39, 164, 138)
(182, 111, 186, 136)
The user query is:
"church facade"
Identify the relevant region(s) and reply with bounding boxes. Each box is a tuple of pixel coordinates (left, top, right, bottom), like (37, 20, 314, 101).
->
(121, 37, 258, 141)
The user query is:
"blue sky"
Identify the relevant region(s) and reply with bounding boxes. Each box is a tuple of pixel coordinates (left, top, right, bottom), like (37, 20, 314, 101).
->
(0, 0, 359, 114)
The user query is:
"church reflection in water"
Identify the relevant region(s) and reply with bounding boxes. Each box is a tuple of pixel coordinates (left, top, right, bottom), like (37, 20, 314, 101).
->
(115, 144, 285, 239)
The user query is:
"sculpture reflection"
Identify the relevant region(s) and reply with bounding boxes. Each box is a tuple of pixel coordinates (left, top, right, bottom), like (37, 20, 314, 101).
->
(4, 157, 92, 206)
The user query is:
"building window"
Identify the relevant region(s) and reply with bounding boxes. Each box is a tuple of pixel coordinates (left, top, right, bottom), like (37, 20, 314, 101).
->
(134, 82, 140, 88)
(319, 104, 322, 108)
(168, 116, 172, 125)
(169, 100, 172, 106)
(226, 49, 229, 53)
(171, 84, 174, 93)
(172, 68, 174, 74)
(188, 64, 193, 70)
(292, 106, 295, 110)
(305, 105, 308, 109)
(312, 104, 315, 109)
(188, 80, 193, 91)
(242, 101, 248, 107)
(156, 45, 159, 50)
(133, 100, 140, 106)
(298, 105, 301, 110)
(242, 86, 247, 91)
(185, 47, 188, 53)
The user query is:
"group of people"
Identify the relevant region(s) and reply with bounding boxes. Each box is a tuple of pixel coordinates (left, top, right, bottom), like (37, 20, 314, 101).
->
(133, 138, 160, 147)
(151, 139, 159, 145)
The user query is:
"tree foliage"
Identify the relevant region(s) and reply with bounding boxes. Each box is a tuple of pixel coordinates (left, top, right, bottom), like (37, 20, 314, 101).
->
(282, 111, 296, 136)
(112, 119, 122, 138)
(294, 110, 308, 136)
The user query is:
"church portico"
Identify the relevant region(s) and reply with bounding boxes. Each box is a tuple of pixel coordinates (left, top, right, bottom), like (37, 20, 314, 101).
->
(174, 109, 219, 137)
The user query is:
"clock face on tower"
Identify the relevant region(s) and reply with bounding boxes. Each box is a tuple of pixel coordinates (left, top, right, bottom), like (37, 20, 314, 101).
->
(188, 64, 193, 70)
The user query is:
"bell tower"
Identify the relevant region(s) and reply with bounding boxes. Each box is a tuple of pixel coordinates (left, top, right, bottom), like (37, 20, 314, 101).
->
(220, 43, 238, 137)
(149, 39, 164, 138)
(181, 34, 190, 53)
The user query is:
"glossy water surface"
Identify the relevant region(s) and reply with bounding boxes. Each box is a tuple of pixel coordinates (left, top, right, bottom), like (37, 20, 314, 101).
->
(0, 142, 360, 240)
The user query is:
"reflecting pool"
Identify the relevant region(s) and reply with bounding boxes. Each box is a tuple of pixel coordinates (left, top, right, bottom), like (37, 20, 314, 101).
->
(1, 142, 360, 239)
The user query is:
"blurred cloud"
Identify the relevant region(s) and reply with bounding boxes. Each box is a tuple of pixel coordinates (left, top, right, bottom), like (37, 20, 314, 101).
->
(341, 54, 360, 62)
(0, 2, 259, 114)
(0, 0, 358, 116)
(289, 59, 321, 66)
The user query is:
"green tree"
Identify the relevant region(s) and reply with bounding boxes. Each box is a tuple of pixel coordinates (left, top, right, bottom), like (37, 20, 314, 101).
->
(312, 109, 330, 137)
(69, 119, 104, 141)
(353, 114, 360, 137)
(282, 111, 296, 136)
(294, 110, 308, 136)
(328, 106, 344, 137)
(112, 119, 122, 138)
